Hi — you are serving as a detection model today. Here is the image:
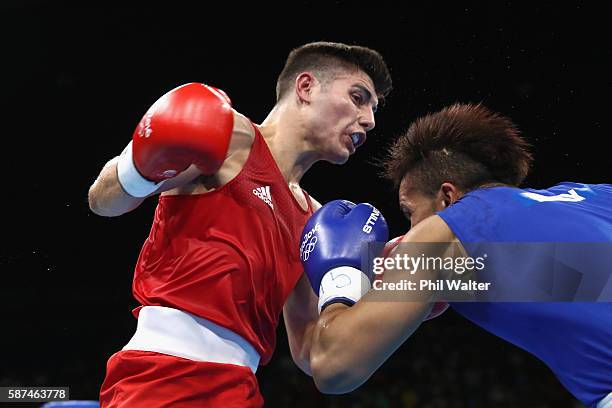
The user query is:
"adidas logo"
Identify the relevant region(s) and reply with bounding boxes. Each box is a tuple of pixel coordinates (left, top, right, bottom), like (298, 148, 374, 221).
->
(253, 186, 274, 209)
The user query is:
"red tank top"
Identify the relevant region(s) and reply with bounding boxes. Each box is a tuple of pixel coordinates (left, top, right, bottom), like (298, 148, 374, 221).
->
(132, 125, 313, 364)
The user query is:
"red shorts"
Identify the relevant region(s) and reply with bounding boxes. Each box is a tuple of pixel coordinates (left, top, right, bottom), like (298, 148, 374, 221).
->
(100, 350, 263, 408)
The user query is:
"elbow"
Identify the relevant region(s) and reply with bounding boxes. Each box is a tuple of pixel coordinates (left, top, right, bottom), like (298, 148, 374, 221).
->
(88, 184, 120, 217)
(310, 350, 367, 395)
(289, 346, 312, 377)
(88, 186, 104, 216)
(308, 309, 371, 394)
(88, 186, 108, 216)
(88, 158, 138, 217)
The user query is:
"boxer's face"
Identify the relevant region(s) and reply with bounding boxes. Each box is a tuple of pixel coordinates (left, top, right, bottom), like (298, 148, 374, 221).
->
(305, 69, 378, 164)
(398, 177, 439, 228)
(399, 175, 459, 228)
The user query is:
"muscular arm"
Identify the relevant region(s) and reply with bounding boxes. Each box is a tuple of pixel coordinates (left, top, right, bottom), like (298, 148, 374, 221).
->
(283, 196, 323, 375)
(88, 158, 200, 217)
(88, 110, 254, 217)
(308, 215, 458, 393)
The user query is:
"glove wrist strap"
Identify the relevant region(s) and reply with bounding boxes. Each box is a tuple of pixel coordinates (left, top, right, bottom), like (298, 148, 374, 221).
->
(117, 141, 166, 197)
(318, 266, 371, 314)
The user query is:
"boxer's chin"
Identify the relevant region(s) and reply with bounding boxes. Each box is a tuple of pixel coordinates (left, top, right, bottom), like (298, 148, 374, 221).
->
(327, 153, 350, 165)
(325, 145, 351, 165)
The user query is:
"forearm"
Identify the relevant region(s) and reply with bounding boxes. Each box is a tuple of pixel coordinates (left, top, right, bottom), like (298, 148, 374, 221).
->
(310, 295, 431, 394)
(309, 303, 387, 394)
(88, 157, 145, 217)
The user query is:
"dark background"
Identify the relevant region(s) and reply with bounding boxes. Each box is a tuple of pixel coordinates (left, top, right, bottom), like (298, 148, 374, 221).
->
(1, 1, 609, 407)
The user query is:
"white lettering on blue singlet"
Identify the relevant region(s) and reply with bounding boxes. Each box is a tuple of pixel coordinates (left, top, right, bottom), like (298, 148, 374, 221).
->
(521, 189, 586, 202)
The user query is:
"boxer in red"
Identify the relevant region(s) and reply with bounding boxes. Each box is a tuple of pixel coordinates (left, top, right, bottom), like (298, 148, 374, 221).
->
(88, 42, 391, 407)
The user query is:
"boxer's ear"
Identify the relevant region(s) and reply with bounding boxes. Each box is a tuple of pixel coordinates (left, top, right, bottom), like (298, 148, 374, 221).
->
(295, 72, 317, 104)
(439, 182, 461, 208)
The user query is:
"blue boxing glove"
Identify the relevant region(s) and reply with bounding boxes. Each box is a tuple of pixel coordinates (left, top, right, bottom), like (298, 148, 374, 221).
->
(299, 200, 389, 313)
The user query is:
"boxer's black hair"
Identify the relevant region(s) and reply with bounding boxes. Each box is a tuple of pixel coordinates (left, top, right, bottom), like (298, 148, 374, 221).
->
(276, 41, 392, 102)
(381, 103, 533, 195)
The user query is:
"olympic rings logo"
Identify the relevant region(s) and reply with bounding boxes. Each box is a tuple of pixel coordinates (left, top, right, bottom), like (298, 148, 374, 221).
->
(301, 236, 318, 261)
(300, 223, 321, 261)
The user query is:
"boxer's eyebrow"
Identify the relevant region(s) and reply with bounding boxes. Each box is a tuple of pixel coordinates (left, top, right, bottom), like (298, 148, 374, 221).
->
(354, 84, 378, 112)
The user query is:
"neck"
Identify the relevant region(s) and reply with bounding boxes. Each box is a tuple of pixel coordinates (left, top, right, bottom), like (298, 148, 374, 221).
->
(476, 181, 509, 190)
(258, 101, 321, 185)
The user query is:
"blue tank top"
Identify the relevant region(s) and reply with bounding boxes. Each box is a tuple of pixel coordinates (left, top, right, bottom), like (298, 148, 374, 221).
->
(437, 182, 612, 407)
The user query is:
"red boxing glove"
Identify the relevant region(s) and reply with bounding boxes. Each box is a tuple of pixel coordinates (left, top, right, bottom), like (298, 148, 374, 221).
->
(382, 235, 449, 321)
(381, 235, 404, 258)
(133, 83, 234, 180)
(425, 301, 449, 321)
(117, 83, 234, 197)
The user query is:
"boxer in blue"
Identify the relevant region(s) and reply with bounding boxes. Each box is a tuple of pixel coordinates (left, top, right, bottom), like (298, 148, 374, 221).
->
(299, 104, 612, 408)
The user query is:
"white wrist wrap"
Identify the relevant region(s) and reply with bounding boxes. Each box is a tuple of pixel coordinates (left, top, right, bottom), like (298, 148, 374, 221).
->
(318, 266, 371, 314)
(116, 141, 166, 197)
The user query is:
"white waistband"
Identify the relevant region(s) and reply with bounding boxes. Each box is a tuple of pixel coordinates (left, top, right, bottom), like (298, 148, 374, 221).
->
(598, 392, 612, 408)
(123, 306, 260, 373)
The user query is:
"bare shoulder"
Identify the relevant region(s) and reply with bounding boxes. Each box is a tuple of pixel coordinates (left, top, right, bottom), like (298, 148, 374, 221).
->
(227, 109, 256, 156)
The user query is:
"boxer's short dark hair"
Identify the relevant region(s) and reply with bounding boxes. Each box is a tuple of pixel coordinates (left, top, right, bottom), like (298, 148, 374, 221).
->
(276, 41, 392, 102)
(381, 103, 533, 195)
